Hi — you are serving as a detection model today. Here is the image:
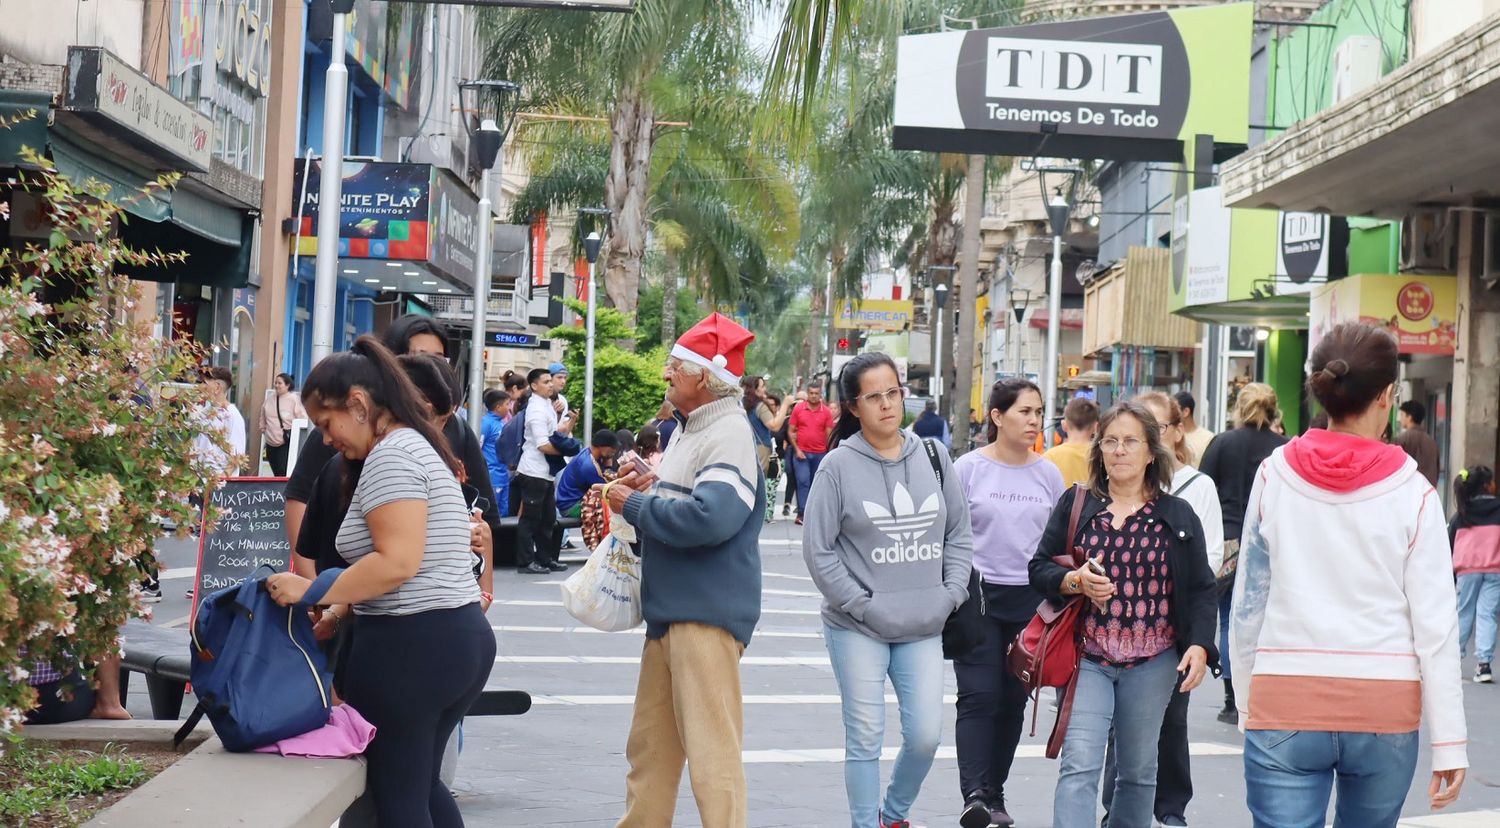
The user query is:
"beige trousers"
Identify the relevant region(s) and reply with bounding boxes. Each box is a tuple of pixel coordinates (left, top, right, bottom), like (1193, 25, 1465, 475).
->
(617, 622, 747, 828)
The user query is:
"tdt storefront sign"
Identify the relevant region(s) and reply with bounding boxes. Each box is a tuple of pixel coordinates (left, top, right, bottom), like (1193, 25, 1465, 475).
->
(1277, 212, 1329, 286)
(893, 3, 1252, 161)
(64, 47, 213, 172)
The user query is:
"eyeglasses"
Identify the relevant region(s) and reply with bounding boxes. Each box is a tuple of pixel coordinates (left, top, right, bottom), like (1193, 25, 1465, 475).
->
(857, 387, 907, 407)
(1099, 437, 1145, 453)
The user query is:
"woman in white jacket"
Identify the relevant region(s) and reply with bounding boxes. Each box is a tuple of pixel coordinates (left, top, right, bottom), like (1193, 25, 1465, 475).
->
(1231, 321, 1466, 827)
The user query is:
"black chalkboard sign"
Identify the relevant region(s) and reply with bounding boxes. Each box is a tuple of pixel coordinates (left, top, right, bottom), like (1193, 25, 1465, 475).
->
(192, 477, 292, 612)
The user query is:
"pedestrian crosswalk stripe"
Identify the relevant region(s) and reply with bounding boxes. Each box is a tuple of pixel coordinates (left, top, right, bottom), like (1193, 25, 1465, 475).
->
(528, 693, 960, 705)
(739, 742, 1244, 764)
(517, 580, 819, 598)
(495, 655, 832, 666)
(492, 599, 821, 616)
(1386, 811, 1500, 827)
(764, 571, 815, 582)
(492, 625, 823, 639)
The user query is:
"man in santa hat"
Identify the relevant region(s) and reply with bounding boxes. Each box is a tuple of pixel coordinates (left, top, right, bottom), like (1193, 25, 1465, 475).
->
(605, 312, 764, 828)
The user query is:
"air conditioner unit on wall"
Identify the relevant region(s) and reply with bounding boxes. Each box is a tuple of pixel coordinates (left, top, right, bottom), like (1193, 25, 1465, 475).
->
(1332, 36, 1384, 105)
(1400, 209, 1451, 272)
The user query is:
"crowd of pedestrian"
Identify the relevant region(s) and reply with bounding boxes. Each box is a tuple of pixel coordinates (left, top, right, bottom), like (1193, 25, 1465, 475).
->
(43, 309, 1489, 828)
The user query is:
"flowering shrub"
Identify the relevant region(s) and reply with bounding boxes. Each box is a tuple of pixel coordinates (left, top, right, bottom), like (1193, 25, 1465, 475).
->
(0, 144, 232, 730)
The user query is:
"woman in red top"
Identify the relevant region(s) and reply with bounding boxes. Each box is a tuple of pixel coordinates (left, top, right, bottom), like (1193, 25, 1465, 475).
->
(1029, 400, 1218, 828)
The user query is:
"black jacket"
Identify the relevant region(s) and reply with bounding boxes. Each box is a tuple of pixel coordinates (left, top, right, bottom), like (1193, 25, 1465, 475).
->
(1028, 487, 1221, 671)
(1199, 426, 1287, 541)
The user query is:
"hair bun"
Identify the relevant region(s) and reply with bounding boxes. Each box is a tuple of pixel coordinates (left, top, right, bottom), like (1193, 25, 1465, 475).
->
(1323, 359, 1349, 379)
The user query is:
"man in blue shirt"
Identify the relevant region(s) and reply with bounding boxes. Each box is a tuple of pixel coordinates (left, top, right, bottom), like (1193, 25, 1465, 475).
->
(555, 429, 620, 518)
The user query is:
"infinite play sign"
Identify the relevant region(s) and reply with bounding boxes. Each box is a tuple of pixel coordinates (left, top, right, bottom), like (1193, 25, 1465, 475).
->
(893, 4, 1251, 161)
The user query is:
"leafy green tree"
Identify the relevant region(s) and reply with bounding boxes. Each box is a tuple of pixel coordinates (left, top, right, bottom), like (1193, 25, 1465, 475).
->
(634, 281, 703, 351)
(548, 299, 668, 433)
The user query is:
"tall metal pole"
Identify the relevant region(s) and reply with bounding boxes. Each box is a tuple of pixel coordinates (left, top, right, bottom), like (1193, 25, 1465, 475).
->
(310, 12, 349, 366)
(584, 255, 598, 440)
(1043, 232, 1064, 438)
(467, 167, 493, 431)
(933, 311, 943, 413)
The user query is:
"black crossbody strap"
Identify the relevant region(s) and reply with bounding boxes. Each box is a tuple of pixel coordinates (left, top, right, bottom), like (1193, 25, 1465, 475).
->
(920, 437, 944, 488)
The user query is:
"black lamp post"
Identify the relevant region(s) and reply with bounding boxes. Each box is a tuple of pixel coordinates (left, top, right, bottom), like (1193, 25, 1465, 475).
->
(459, 79, 521, 430)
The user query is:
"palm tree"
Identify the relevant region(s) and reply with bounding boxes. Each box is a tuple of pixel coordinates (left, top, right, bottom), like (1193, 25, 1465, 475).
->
(482, 0, 769, 317)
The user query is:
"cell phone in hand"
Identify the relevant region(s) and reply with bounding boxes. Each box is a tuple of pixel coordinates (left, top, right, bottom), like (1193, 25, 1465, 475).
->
(621, 451, 651, 477)
(1085, 558, 1107, 577)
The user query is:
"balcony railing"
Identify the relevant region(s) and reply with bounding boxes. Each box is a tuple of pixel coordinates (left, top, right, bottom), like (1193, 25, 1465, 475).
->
(414, 283, 529, 328)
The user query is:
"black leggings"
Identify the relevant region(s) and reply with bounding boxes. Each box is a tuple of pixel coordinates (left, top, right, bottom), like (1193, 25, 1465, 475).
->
(954, 612, 1032, 803)
(343, 604, 495, 828)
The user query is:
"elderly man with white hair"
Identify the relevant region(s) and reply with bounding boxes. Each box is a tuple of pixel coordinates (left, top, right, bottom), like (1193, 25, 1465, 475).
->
(605, 313, 764, 828)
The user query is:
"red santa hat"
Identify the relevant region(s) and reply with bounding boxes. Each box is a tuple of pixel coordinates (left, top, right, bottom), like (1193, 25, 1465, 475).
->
(671, 313, 755, 385)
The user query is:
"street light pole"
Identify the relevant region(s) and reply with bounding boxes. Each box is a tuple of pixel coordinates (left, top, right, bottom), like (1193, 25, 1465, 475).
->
(1044, 192, 1071, 441)
(933, 281, 950, 414)
(582, 229, 603, 440)
(466, 165, 493, 430)
(459, 80, 520, 432)
(310, 1, 354, 366)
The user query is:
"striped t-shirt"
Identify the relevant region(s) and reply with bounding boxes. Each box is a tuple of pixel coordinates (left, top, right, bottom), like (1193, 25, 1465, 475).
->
(336, 427, 480, 616)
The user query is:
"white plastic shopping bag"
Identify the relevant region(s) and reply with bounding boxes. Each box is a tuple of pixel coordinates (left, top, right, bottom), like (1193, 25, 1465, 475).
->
(561, 508, 641, 631)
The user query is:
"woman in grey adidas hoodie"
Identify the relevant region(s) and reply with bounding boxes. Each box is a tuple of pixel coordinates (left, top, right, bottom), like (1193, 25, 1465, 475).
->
(804, 352, 974, 828)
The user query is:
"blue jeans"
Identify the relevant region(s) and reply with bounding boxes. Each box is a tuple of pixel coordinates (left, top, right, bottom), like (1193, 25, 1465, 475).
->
(793, 451, 825, 515)
(1218, 588, 1233, 680)
(1053, 652, 1178, 828)
(824, 625, 944, 828)
(1457, 572, 1500, 663)
(1243, 730, 1417, 828)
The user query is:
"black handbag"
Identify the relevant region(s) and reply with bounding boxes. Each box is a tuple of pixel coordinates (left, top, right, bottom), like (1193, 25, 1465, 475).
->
(914, 438, 988, 659)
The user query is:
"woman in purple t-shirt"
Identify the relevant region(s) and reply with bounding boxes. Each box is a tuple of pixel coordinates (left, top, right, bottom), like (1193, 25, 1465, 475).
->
(951, 378, 1065, 828)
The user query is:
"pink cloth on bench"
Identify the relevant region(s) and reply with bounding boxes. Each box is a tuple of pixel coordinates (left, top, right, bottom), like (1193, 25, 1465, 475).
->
(253, 705, 376, 758)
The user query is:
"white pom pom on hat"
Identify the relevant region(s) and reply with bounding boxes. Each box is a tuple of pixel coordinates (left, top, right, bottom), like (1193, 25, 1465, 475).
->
(712, 354, 728, 368)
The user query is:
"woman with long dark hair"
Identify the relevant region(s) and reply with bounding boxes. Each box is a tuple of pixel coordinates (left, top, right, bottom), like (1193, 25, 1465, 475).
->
(1030, 400, 1218, 828)
(1452, 465, 1500, 683)
(267, 337, 494, 827)
(261, 372, 307, 476)
(744, 376, 794, 522)
(1198, 382, 1287, 724)
(952, 378, 1063, 828)
(1233, 322, 1466, 824)
(804, 352, 973, 828)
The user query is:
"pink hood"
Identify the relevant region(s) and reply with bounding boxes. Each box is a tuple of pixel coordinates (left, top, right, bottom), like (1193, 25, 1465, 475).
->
(1282, 428, 1411, 494)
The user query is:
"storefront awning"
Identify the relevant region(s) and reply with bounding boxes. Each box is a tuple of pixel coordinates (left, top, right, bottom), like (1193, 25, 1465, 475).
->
(49, 132, 170, 222)
(0, 89, 50, 167)
(1221, 14, 1500, 217)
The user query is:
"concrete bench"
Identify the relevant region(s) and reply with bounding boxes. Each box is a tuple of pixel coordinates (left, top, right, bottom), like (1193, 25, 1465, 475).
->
(81, 737, 364, 828)
(119, 621, 191, 721)
(121, 619, 530, 720)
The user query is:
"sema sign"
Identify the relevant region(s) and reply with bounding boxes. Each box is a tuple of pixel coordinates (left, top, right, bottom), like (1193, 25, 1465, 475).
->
(893, 3, 1251, 161)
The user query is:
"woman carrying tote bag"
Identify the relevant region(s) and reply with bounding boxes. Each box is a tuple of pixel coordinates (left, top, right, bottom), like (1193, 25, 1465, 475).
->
(804, 352, 973, 828)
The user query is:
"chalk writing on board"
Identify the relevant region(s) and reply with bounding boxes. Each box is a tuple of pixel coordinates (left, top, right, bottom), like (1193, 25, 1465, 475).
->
(193, 478, 291, 608)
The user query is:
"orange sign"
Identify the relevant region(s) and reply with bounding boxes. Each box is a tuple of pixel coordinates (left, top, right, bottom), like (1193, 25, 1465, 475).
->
(1310, 274, 1457, 356)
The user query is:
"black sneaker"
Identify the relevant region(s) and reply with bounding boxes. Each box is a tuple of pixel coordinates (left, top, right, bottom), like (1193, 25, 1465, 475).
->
(140, 579, 162, 603)
(960, 798, 991, 828)
(1217, 703, 1238, 725)
(989, 793, 1015, 828)
(1476, 663, 1493, 683)
(545, 560, 570, 572)
(519, 563, 550, 575)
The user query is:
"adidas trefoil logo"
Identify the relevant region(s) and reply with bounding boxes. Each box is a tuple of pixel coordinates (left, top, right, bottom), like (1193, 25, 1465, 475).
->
(862, 483, 942, 564)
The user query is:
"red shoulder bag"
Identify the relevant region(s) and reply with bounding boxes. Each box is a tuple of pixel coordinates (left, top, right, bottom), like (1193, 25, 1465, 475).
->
(1006, 484, 1089, 759)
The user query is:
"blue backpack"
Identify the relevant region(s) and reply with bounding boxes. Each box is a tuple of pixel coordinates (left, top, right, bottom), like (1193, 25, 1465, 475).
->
(498, 411, 527, 471)
(174, 566, 342, 752)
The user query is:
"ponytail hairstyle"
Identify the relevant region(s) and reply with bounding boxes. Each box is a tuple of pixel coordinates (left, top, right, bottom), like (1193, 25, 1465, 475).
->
(830, 352, 900, 450)
(399, 353, 457, 418)
(302, 335, 462, 502)
(1454, 466, 1495, 524)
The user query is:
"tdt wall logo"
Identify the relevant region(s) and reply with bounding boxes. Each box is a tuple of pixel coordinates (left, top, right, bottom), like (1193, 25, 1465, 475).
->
(954, 13, 1190, 140)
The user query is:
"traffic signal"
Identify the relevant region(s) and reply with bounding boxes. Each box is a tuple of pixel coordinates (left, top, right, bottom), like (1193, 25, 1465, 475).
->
(837, 337, 851, 350)
(1067, 364, 1081, 378)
